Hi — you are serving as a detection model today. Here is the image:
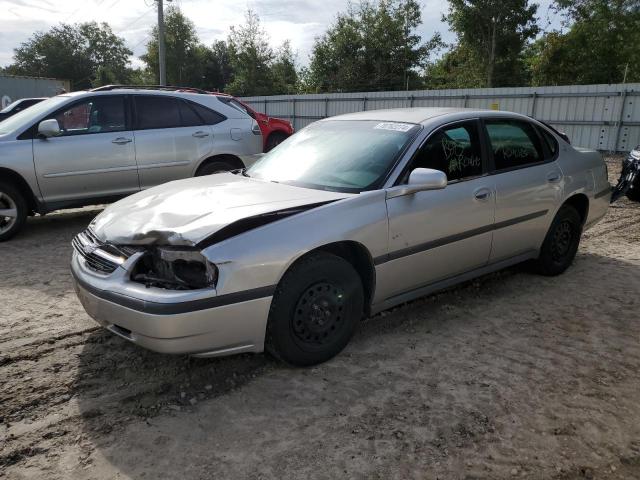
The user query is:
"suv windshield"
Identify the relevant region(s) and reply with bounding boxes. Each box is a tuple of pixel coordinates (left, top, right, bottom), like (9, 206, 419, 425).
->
(247, 120, 420, 192)
(0, 96, 69, 135)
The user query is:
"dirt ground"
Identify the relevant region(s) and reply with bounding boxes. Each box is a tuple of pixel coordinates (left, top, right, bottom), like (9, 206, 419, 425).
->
(1, 157, 639, 480)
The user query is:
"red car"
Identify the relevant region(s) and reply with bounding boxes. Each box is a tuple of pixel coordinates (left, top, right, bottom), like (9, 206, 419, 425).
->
(212, 93, 294, 152)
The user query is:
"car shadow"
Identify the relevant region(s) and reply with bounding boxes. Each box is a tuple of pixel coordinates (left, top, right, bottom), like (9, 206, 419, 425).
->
(71, 250, 640, 478)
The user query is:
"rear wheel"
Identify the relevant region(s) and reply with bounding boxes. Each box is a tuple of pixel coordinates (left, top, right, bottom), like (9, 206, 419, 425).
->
(0, 181, 28, 242)
(265, 131, 288, 152)
(266, 252, 364, 366)
(196, 160, 235, 176)
(531, 205, 582, 276)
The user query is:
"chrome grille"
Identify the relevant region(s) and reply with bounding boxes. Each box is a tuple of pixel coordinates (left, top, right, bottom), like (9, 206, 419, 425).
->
(72, 229, 139, 274)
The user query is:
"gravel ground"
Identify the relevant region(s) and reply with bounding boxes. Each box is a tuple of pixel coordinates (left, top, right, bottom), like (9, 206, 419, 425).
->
(1, 157, 639, 480)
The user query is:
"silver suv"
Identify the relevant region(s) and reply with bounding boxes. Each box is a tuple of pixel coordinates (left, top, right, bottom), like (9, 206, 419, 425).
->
(0, 85, 264, 241)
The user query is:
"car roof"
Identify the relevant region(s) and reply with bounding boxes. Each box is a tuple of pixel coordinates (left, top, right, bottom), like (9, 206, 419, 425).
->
(329, 107, 530, 125)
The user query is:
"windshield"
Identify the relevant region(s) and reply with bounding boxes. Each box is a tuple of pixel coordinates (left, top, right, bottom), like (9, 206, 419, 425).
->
(246, 120, 420, 192)
(0, 96, 69, 135)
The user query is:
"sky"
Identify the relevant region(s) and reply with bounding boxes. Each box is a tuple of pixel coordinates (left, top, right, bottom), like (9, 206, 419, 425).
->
(0, 0, 562, 70)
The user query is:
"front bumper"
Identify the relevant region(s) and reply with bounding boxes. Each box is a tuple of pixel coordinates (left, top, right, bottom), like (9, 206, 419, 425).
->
(71, 251, 273, 357)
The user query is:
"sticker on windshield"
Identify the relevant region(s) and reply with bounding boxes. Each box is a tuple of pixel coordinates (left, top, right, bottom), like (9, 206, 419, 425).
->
(374, 122, 414, 132)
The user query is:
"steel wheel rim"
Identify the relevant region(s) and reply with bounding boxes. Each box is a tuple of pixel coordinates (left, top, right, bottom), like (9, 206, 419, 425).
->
(292, 281, 345, 347)
(0, 192, 18, 235)
(551, 220, 573, 261)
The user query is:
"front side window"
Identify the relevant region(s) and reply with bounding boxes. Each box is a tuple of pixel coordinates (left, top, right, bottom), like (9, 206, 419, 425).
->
(247, 120, 420, 193)
(135, 96, 181, 130)
(486, 120, 544, 171)
(50, 96, 126, 136)
(407, 121, 483, 182)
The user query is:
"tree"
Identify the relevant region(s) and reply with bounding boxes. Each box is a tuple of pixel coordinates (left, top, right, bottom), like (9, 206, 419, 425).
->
(141, 5, 208, 87)
(527, 0, 640, 85)
(271, 41, 299, 94)
(424, 44, 486, 89)
(7, 22, 132, 89)
(201, 40, 234, 92)
(225, 10, 277, 96)
(443, 0, 539, 87)
(306, 0, 439, 93)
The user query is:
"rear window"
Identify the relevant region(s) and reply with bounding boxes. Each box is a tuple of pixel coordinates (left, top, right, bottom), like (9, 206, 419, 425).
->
(538, 126, 559, 158)
(485, 120, 545, 171)
(135, 96, 181, 130)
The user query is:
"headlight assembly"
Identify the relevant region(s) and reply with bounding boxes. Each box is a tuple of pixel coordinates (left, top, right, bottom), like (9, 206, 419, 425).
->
(131, 247, 218, 290)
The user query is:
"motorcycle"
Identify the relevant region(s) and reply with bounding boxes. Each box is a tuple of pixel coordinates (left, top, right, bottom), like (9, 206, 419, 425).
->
(611, 145, 640, 203)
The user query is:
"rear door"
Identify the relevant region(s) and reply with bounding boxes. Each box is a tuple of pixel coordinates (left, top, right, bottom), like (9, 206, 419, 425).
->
(132, 95, 217, 189)
(483, 118, 563, 262)
(32, 95, 139, 203)
(378, 120, 496, 300)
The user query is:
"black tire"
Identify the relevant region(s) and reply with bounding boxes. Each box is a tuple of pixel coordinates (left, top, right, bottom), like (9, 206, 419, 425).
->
(196, 160, 235, 176)
(0, 181, 28, 242)
(531, 205, 582, 276)
(626, 178, 640, 202)
(265, 132, 288, 152)
(266, 252, 364, 366)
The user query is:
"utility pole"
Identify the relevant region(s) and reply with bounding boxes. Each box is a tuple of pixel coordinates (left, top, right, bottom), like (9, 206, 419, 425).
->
(157, 0, 166, 85)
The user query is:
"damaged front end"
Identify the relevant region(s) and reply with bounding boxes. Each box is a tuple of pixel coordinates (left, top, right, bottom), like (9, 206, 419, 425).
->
(130, 247, 218, 290)
(73, 229, 218, 291)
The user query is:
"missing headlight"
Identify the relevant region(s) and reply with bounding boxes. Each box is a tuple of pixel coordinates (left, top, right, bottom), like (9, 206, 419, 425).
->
(131, 248, 218, 290)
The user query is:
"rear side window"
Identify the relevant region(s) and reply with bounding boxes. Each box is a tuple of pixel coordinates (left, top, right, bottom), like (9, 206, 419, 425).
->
(189, 101, 225, 125)
(135, 96, 181, 130)
(485, 120, 544, 171)
(537, 126, 559, 158)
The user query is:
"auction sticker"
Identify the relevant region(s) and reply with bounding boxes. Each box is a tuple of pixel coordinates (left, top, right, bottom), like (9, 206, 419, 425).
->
(374, 122, 414, 132)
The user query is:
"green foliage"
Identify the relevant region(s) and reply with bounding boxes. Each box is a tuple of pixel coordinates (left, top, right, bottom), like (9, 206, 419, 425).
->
(140, 6, 208, 87)
(442, 0, 539, 88)
(7, 22, 132, 89)
(526, 0, 640, 85)
(305, 0, 441, 93)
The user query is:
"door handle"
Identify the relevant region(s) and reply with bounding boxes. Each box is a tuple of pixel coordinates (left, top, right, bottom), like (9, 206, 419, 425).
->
(112, 137, 132, 145)
(547, 171, 562, 183)
(474, 187, 492, 201)
(192, 131, 210, 138)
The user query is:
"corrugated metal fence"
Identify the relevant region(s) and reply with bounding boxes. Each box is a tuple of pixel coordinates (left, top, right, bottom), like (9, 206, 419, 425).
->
(242, 83, 640, 152)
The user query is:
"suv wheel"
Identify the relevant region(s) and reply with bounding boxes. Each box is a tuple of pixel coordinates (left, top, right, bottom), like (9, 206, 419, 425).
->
(0, 182, 28, 242)
(531, 205, 582, 276)
(265, 132, 288, 152)
(266, 252, 364, 366)
(196, 160, 234, 176)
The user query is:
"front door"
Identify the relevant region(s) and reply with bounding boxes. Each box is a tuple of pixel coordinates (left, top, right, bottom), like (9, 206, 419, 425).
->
(377, 120, 496, 300)
(32, 95, 139, 203)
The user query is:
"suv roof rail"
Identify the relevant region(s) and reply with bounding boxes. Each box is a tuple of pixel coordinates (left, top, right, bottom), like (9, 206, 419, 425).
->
(90, 84, 210, 94)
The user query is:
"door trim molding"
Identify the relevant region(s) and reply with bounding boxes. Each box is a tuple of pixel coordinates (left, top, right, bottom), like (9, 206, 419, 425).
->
(374, 209, 548, 265)
(43, 165, 138, 178)
(371, 250, 538, 314)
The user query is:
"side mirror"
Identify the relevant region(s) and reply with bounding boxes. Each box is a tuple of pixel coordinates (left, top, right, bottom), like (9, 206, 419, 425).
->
(387, 168, 447, 199)
(38, 119, 61, 138)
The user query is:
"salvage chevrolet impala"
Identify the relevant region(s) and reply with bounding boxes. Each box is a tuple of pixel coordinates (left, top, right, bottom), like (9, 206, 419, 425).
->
(71, 108, 611, 366)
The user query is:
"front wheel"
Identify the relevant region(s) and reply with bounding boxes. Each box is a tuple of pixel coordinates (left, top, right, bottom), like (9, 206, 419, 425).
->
(0, 181, 28, 242)
(530, 205, 582, 276)
(266, 252, 364, 366)
(626, 176, 640, 202)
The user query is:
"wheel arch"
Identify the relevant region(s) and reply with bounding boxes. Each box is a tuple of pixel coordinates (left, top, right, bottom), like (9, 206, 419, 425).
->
(0, 167, 40, 214)
(194, 154, 244, 176)
(561, 193, 589, 226)
(279, 241, 376, 317)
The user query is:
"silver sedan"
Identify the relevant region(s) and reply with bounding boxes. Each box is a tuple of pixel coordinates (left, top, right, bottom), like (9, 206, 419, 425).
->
(71, 108, 611, 366)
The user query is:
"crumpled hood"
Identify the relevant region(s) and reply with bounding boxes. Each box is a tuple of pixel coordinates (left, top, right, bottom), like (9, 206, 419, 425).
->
(90, 173, 350, 246)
